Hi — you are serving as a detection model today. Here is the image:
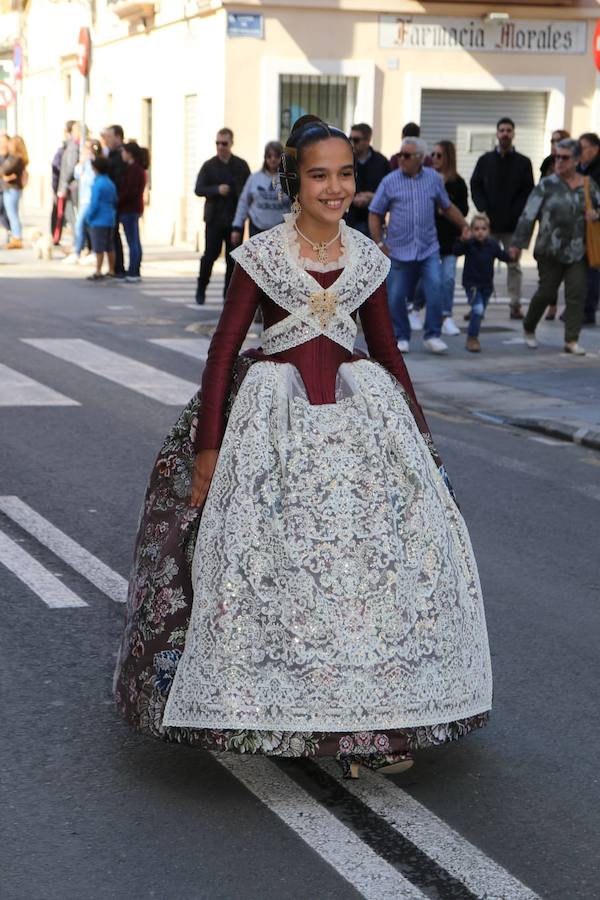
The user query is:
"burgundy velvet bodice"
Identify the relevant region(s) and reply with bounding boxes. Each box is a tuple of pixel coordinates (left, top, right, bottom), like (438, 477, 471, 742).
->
(196, 264, 422, 451)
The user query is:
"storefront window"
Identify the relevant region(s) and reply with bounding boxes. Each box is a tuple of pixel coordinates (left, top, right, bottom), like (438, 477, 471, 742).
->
(279, 75, 357, 141)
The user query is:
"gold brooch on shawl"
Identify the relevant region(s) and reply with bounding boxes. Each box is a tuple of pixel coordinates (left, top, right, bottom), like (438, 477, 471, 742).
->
(308, 289, 338, 328)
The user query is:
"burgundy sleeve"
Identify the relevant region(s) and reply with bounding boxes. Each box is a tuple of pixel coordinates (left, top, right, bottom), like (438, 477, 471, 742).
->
(195, 264, 261, 451)
(359, 282, 433, 437)
(359, 282, 420, 404)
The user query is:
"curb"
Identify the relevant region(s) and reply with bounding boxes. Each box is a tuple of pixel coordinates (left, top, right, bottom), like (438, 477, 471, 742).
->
(502, 416, 600, 451)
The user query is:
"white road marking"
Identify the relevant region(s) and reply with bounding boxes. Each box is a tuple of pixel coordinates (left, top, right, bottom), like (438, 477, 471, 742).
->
(150, 337, 212, 361)
(150, 336, 261, 361)
(318, 760, 540, 900)
(215, 755, 426, 899)
(21, 339, 198, 405)
(0, 362, 79, 407)
(0, 496, 128, 603)
(528, 436, 572, 447)
(0, 530, 87, 608)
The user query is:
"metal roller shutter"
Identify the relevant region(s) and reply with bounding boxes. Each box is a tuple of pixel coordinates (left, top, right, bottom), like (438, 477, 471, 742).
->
(420, 89, 548, 207)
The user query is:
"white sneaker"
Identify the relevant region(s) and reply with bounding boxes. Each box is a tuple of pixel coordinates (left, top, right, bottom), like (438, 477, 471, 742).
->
(79, 253, 96, 266)
(423, 337, 448, 354)
(564, 342, 586, 356)
(397, 340, 410, 353)
(125, 275, 141, 283)
(524, 332, 538, 349)
(408, 311, 423, 332)
(442, 316, 461, 336)
(61, 253, 79, 264)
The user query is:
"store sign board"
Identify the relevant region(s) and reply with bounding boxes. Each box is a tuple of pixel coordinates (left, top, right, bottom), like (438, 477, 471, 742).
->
(379, 16, 587, 54)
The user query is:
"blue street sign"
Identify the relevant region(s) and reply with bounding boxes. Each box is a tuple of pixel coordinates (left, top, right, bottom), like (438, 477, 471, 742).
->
(227, 13, 264, 39)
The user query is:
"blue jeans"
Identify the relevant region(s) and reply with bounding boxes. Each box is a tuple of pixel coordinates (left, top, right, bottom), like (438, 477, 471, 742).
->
(413, 255, 456, 315)
(4, 188, 22, 239)
(121, 212, 142, 277)
(387, 254, 444, 341)
(466, 285, 493, 338)
(74, 204, 89, 255)
(440, 254, 457, 316)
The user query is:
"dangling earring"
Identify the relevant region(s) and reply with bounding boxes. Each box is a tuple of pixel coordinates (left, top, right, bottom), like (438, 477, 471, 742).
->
(291, 196, 301, 217)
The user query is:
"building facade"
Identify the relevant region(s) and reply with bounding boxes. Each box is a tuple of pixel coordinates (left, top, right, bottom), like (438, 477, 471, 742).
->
(2, 0, 600, 244)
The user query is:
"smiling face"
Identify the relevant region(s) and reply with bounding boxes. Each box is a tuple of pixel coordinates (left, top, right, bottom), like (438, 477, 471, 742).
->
(296, 137, 355, 232)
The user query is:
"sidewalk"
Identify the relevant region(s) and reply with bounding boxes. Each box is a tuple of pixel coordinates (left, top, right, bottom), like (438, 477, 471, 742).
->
(403, 305, 600, 451)
(3, 232, 600, 450)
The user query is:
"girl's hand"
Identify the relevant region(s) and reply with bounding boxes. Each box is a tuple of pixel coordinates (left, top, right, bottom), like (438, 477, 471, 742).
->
(191, 449, 219, 508)
(585, 209, 599, 222)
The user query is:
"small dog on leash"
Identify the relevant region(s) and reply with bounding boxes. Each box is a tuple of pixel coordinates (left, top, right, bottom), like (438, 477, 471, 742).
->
(27, 228, 56, 261)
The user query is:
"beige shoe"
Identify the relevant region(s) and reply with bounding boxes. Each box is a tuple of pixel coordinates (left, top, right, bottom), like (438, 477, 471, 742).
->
(380, 755, 415, 776)
(6, 238, 23, 249)
(564, 342, 586, 356)
(466, 336, 481, 353)
(524, 331, 538, 349)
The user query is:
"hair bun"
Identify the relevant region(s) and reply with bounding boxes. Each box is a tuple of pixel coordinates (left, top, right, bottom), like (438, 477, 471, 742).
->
(289, 114, 325, 136)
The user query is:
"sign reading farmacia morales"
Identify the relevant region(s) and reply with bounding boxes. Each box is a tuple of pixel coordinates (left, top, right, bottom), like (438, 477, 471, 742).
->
(378, 16, 587, 54)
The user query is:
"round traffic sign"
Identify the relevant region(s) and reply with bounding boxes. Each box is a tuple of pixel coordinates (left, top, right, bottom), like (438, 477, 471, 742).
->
(594, 20, 600, 72)
(0, 81, 16, 108)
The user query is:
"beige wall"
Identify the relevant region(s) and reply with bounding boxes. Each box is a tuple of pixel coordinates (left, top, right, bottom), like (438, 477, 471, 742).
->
(15, 0, 600, 244)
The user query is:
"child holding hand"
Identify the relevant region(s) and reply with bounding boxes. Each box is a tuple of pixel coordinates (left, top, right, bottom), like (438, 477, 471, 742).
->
(454, 213, 511, 352)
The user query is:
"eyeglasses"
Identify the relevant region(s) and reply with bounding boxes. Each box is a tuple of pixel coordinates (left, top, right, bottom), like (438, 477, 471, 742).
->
(216, 141, 230, 147)
(555, 154, 573, 162)
(399, 152, 419, 160)
(431, 151, 444, 159)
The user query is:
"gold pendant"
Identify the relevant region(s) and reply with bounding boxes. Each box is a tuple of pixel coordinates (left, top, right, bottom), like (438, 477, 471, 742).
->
(308, 289, 338, 328)
(313, 242, 329, 266)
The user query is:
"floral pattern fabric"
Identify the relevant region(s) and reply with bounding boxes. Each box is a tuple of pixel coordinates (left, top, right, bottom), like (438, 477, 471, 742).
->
(114, 355, 489, 769)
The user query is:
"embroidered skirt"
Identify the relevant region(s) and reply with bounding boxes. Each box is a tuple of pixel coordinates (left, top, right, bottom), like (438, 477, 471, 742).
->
(114, 357, 491, 769)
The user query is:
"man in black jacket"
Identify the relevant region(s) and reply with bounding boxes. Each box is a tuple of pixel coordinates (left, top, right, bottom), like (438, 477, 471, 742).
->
(103, 124, 127, 278)
(347, 123, 390, 237)
(470, 117, 534, 319)
(194, 128, 250, 304)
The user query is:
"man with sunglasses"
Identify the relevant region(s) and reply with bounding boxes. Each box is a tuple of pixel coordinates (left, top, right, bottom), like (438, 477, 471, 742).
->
(194, 128, 250, 304)
(368, 138, 470, 354)
(346, 123, 389, 237)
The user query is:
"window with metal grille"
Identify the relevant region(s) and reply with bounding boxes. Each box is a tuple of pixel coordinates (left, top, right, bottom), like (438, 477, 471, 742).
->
(279, 75, 358, 142)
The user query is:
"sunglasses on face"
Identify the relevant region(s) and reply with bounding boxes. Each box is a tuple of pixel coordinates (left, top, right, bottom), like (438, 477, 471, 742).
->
(431, 151, 444, 159)
(350, 136, 365, 143)
(216, 141, 230, 147)
(555, 154, 573, 162)
(399, 152, 418, 160)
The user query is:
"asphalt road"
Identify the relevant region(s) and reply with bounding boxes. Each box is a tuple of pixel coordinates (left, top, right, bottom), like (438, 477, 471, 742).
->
(1, 266, 599, 900)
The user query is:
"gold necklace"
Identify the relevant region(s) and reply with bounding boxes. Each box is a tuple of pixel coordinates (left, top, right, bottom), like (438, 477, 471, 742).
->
(294, 223, 341, 266)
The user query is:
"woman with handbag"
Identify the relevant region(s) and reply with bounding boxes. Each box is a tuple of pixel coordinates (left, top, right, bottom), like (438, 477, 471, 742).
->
(510, 139, 600, 356)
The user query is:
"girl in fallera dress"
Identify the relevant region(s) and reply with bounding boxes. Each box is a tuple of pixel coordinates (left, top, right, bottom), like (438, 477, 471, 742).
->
(114, 116, 492, 778)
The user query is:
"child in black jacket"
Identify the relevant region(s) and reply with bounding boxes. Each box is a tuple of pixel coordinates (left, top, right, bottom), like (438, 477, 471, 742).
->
(454, 214, 511, 352)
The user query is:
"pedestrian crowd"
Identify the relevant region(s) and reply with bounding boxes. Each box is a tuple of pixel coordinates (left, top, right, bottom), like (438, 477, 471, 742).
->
(195, 117, 600, 357)
(49, 121, 149, 282)
(4, 114, 600, 355)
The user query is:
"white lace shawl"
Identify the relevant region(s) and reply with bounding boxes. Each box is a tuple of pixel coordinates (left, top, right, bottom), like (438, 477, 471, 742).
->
(230, 215, 391, 354)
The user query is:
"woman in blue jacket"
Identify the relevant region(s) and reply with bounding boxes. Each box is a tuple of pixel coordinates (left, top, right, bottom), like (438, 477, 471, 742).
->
(85, 155, 118, 281)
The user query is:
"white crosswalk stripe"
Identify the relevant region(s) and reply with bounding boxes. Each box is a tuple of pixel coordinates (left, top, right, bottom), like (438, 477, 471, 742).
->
(0, 494, 541, 895)
(216, 755, 427, 900)
(149, 336, 261, 361)
(21, 338, 198, 405)
(318, 760, 540, 899)
(0, 529, 87, 608)
(0, 362, 79, 407)
(0, 496, 127, 603)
